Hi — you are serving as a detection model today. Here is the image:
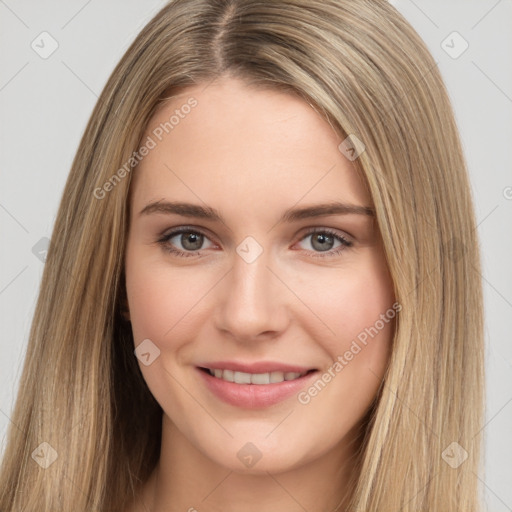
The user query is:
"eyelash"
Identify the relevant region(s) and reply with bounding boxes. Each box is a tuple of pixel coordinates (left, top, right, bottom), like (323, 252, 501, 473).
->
(156, 227, 353, 259)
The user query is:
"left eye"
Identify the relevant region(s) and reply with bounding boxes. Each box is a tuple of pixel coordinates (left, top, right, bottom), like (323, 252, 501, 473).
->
(297, 229, 352, 256)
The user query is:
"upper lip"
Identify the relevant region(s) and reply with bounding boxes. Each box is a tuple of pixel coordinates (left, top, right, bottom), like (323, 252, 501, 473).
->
(198, 361, 317, 374)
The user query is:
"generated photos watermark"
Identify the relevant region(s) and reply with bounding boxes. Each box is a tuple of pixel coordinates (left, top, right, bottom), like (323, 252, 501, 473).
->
(93, 97, 198, 200)
(297, 301, 402, 405)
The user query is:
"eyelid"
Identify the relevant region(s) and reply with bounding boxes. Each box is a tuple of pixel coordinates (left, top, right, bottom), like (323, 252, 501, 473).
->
(158, 224, 215, 241)
(296, 226, 353, 244)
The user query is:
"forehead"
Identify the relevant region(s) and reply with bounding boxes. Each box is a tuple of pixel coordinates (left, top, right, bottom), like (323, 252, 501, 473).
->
(129, 77, 371, 215)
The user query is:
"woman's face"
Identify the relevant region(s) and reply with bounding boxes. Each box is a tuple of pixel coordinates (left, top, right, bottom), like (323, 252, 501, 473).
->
(124, 76, 396, 473)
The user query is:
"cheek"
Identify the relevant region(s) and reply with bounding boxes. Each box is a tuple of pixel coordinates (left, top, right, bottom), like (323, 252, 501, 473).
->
(124, 253, 203, 409)
(125, 269, 177, 343)
(125, 248, 210, 345)
(293, 264, 395, 433)
(294, 256, 395, 365)
(301, 269, 394, 328)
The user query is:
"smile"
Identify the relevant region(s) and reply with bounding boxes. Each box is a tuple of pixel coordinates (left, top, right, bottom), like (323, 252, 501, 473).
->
(197, 364, 319, 408)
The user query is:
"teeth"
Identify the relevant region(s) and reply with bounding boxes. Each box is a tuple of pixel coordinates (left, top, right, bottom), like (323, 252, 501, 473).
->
(223, 369, 234, 382)
(207, 368, 308, 384)
(234, 371, 251, 384)
(251, 373, 270, 384)
(270, 371, 284, 383)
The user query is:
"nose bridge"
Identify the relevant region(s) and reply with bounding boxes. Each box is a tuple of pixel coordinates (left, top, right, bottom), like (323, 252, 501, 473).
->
(215, 244, 287, 339)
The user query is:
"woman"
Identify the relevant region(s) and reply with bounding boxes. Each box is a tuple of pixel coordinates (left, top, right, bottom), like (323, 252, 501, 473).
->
(0, 0, 484, 511)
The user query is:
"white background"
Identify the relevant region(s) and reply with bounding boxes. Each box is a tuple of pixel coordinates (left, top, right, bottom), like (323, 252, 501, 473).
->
(1, 0, 511, 509)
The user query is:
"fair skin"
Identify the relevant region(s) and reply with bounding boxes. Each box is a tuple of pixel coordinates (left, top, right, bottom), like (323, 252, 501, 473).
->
(124, 76, 395, 512)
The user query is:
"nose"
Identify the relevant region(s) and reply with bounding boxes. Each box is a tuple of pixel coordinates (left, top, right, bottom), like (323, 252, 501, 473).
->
(213, 249, 290, 342)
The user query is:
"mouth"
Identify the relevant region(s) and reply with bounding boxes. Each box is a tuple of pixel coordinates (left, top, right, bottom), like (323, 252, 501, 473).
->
(196, 363, 319, 409)
(198, 367, 316, 385)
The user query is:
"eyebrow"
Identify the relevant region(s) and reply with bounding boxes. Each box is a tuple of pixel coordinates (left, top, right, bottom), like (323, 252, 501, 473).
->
(139, 200, 375, 223)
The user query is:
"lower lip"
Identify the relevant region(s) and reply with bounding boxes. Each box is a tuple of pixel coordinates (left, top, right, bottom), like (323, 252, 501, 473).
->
(197, 367, 318, 409)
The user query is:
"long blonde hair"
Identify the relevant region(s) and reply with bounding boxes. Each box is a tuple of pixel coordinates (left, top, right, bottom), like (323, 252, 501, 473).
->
(0, 0, 484, 510)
